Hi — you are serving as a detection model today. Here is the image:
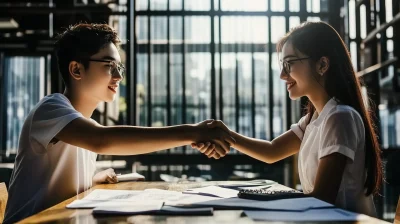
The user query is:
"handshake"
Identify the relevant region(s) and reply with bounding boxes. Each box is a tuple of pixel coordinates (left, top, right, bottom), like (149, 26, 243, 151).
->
(191, 119, 236, 159)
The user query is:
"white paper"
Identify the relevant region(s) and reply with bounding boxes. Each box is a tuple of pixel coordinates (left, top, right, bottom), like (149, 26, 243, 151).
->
(164, 194, 223, 206)
(67, 200, 137, 209)
(244, 208, 370, 222)
(183, 186, 239, 198)
(93, 201, 163, 215)
(67, 189, 183, 209)
(177, 197, 334, 211)
(78, 189, 143, 201)
(117, 172, 145, 182)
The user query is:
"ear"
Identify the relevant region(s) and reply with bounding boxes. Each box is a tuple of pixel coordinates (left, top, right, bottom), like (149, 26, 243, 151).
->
(317, 57, 330, 76)
(68, 61, 82, 81)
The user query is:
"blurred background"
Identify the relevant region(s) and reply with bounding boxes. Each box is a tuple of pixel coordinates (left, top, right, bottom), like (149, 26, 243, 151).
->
(0, 0, 399, 221)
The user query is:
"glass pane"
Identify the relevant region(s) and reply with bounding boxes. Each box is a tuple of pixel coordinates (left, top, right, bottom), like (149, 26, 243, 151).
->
(170, 16, 183, 43)
(307, 0, 321, 12)
(221, 16, 268, 43)
(150, 16, 168, 127)
(214, 16, 220, 44)
(170, 53, 183, 154)
(185, 16, 211, 43)
(238, 52, 252, 137)
(150, 0, 168, 10)
(289, 16, 300, 29)
(151, 16, 167, 42)
(169, 0, 182, 10)
(215, 52, 221, 119)
(170, 53, 183, 125)
(137, 16, 148, 43)
(136, 0, 148, 10)
(5, 57, 45, 154)
(221, 0, 268, 11)
(348, 0, 356, 39)
(271, 0, 285, 12)
(185, 0, 211, 11)
(272, 53, 285, 137)
(307, 17, 321, 22)
(151, 53, 167, 127)
(271, 17, 285, 43)
(387, 40, 394, 53)
(214, 0, 219, 10)
(254, 53, 270, 140)
(137, 54, 148, 126)
(386, 0, 393, 22)
(350, 41, 358, 71)
(221, 53, 237, 131)
(289, 0, 300, 12)
(360, 4, 367, 39)
(387, 26, 393, 38)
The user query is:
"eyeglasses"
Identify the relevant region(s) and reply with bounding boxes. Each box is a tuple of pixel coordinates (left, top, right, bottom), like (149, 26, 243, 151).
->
(88, 59, 125, 80)
(280, 57, 311, 75)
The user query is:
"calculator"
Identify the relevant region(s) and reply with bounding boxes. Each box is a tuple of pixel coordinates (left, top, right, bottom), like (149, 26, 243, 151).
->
(237, 189, 310, 201)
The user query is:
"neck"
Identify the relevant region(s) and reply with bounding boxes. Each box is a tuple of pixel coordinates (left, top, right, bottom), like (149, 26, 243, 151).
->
(308, 90, 331, 114)
(63, 88, 99, 119)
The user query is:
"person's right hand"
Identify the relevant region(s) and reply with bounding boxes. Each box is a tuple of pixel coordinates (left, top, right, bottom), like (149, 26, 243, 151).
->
(192, 120, 235, 159)
(192, 120, 236, 158)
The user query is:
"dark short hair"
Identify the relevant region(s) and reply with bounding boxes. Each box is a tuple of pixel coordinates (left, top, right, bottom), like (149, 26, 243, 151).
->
(54, 23, 121, 88)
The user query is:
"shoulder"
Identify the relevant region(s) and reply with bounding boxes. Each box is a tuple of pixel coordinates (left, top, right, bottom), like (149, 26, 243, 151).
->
(323, 104, 364, 129)
(33, 94, 80, 121)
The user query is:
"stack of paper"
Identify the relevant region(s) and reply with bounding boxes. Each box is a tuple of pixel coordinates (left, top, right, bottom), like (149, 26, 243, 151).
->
(67, 189, 215, 215)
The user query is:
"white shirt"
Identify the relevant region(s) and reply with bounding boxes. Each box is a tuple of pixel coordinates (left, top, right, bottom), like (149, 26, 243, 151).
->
(290, 98, 376, 217)
(4, 93, 98, 223)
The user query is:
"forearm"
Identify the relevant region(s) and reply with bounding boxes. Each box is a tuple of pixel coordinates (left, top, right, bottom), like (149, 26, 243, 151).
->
(229, 130, 300, 164)
(97, 124, 196, 155)
(229, 131, 276, 164)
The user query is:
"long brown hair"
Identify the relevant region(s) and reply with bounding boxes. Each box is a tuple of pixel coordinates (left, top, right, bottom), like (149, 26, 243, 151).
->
(277, 21, 382, 196)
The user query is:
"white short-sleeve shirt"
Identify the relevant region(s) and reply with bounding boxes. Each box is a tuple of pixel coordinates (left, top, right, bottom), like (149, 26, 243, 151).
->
(290, 98, 376, 217)
(4, 93, 98, 223)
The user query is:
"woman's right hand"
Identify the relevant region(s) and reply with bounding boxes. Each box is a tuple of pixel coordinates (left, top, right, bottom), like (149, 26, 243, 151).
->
(192, 120, 234, 159)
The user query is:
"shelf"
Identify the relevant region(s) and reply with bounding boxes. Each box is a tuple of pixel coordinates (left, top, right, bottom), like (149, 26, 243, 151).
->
(362, 12, 400, 45)
(356, 57, 398, 77)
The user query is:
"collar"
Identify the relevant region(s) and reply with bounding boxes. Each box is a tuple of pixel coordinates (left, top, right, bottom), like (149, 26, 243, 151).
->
(310, 97, 338, 126)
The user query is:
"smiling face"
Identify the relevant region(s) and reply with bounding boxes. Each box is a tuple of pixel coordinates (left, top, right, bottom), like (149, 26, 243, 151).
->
(279, 41, 322, 100)
(73, 43, 123, 103)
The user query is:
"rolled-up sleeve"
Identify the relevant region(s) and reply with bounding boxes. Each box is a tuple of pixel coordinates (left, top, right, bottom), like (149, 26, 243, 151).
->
(290, 114, 309, 140)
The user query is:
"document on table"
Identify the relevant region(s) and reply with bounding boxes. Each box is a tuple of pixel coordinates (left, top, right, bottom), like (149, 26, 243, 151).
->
(183, 186, 239, 198)
(164, 194, 223, 206)
(171, 197, 334, 211)
(67, 189, 183, 208)
(92, 203, 214, 215)
(92, 201, 163, 215)
(244, 208, 370, 222)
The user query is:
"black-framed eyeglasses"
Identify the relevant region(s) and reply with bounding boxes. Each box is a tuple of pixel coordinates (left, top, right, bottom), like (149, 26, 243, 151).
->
(280, 57, 311, 75)
(88, 59, 125, 80)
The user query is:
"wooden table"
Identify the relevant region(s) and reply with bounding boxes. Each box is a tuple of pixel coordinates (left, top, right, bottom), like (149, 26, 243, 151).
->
(20, 181, 389, 223)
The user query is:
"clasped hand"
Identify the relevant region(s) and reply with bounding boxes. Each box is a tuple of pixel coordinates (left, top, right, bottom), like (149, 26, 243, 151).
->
(192, 120, 234, 159)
